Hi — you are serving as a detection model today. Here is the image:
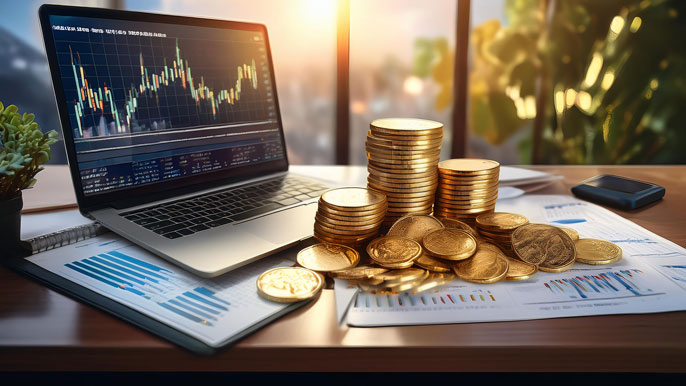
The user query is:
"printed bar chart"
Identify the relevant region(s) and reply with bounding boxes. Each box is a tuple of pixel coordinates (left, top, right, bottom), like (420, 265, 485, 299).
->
(65, 250, 232, 326)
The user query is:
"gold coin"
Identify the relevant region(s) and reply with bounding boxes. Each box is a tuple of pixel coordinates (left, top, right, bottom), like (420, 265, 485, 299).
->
(315, 213, 384, 227)
(296, 243, 360, 273)
(313, 230, 375, 244)
(387, 214, 445, 243)
(367, 171, 438, 184)
(478, 241, 505, 254)
(435, 198, 498, 210)
(386, 277, 428, 292)
(368, 160, 437, 173)
(370, 131, 444, 141)
(367, 155, 441, 167)
(438, 173, 500, 184)
(329, 265, 389, 280)
(575, 238, 623, 265)
(476, 212, 529, 232)
(477, 229, 513, 242)
(512, 224, 576, 267)
(366, 134, 443, 148)
(412, 273, 456, 294)
(368, 165, 438, 179)
(414, 252, 453, 272)
(452, 249, 509, 284)
(422, 228, 477, 261)
(374, 267, 428, 283)
(370, 118, 443, 136)
(368, 177, 437, 189)
(367, 181, 437, 194)
(314, 215, 381, 234)
(320, 187, 387, 211)
(366, 235, 423, 268)
(437, 217, 478, 238)
(504, 256, 538, 281)
(433, 205, 496, 215)
(314, 223, 379, 238)
(256, 267, 323, 303)
(318, 200, 387, 217)
(558, 227, 580, 242)
(367, 145, 441, 156)
(436, 184, 499, 195)
(438, 159, 501, 176)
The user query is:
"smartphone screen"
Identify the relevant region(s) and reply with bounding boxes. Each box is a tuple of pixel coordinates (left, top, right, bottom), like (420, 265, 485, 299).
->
(585, 175, 652, 194)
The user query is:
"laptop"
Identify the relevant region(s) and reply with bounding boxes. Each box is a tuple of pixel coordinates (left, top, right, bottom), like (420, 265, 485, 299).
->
(39, 5, 330, 277)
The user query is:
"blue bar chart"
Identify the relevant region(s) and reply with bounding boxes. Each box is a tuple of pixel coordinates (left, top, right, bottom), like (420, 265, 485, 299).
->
(354, 287, 498, 310)
(65, 250, 231, 326)
(537, 269, 657, 302)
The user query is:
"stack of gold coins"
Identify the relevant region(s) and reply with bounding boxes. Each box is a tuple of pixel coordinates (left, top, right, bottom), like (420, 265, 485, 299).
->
(365, 118, 443, 229)
(433, 159, 500, 225)
(475, 212, 529, 256)
(314, 187, 387, 249)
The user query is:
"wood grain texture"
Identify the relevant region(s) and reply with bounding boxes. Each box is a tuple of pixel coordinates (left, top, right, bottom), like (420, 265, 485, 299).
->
(1, 166, 685, 372)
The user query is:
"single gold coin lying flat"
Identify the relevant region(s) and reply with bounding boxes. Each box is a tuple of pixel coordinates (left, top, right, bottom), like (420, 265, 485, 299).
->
(296, 243, 360, 273)
(366, 236, 423, 269)
(329, 265, 389, 280)
(558, 227, 579, 241)
(476, 212, 529, 232)
(438, 159, 500, 176)
(575, 238, 623, 265)
(320, 187, 387, 211)
(504, 256, 538, 281)
(422, 228, 477, 261)
(256, 267, 323, 303)
(414, 252, 453, 273)
(511, 223, 576, 267)
(370, 118, 443, 135)
(387, 214, 444, 243)
(453, 248, 508, 284)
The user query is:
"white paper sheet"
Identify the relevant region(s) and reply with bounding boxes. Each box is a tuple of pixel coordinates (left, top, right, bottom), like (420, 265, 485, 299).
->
(343, 195, 686, 326)
(27, 234, 298, 347)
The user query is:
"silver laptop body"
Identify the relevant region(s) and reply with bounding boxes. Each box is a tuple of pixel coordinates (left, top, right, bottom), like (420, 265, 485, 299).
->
(40, 5, 328, 277)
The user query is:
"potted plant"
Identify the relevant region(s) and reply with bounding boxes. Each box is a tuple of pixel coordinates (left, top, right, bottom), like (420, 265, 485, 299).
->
(0, 101, 58, 245)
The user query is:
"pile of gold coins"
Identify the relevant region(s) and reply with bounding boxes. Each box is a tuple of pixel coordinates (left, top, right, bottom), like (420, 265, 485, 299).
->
(434, 159, 500, 226)
(313, 187, 387, 249)
(365, 118, 443, 230)
(255, 117, 626, 302)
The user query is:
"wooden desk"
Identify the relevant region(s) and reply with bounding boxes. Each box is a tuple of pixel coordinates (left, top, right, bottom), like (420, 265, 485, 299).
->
(1, 165, 685, 372)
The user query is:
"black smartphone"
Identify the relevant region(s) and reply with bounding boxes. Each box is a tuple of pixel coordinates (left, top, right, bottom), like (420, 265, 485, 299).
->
(571, 174, 665, 210)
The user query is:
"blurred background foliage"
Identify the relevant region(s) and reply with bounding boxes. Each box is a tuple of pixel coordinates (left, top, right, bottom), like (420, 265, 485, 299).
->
(415, 0, 686, 164)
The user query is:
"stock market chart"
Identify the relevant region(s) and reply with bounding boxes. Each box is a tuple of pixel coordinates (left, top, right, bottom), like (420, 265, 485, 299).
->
(48, 15, 284, 196)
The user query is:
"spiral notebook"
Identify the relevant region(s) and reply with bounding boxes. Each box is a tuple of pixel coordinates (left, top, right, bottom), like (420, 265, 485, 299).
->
(6, 223, 313, 355)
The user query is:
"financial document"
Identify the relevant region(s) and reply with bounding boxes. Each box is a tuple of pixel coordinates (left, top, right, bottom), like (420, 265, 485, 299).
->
(27, 235, 297, 347)
(343, 195, 686, 326)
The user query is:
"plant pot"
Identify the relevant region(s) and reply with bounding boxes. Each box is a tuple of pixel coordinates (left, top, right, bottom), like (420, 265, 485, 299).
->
(0, 191, 23, 247)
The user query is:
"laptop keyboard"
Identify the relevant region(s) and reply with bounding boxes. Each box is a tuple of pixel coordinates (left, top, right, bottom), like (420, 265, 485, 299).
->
(119, 175, 329, 240)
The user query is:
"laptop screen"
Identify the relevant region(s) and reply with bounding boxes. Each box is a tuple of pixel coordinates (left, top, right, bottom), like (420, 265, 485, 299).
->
(45, 12, 285, 198)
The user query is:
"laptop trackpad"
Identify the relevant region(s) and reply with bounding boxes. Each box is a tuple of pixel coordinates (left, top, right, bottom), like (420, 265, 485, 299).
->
(245, 203, 317, 244)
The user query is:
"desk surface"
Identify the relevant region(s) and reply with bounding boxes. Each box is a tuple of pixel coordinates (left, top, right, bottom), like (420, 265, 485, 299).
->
(1, 165, 685, 372)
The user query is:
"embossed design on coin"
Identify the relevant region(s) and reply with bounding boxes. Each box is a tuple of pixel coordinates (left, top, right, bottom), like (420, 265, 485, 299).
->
(387, 215, 444, 243)
(575, 238, 623, 265)
(422, 228, 477, 261)
(366, 236, 422, 268)
(256, 267, 323, 303)
(452, 248, 508, 284)
(296, 243, 360, 273)
(511, 224, 576, 267)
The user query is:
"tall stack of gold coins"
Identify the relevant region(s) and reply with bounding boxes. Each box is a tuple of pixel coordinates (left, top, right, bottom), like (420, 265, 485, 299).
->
(433, 159, 500, 226)
(365, 118, 443, 230)
(314, 187, 387, 249)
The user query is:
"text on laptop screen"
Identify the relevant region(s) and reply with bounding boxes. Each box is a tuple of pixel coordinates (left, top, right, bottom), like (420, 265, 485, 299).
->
(48, 15, 284, 196)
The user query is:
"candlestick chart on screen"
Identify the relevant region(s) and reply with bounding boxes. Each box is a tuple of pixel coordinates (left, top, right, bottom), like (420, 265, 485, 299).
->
(58, 34, 273, 140)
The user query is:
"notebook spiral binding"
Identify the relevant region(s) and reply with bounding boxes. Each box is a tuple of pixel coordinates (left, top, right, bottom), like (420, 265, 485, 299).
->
(26, 223, 107, 254)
